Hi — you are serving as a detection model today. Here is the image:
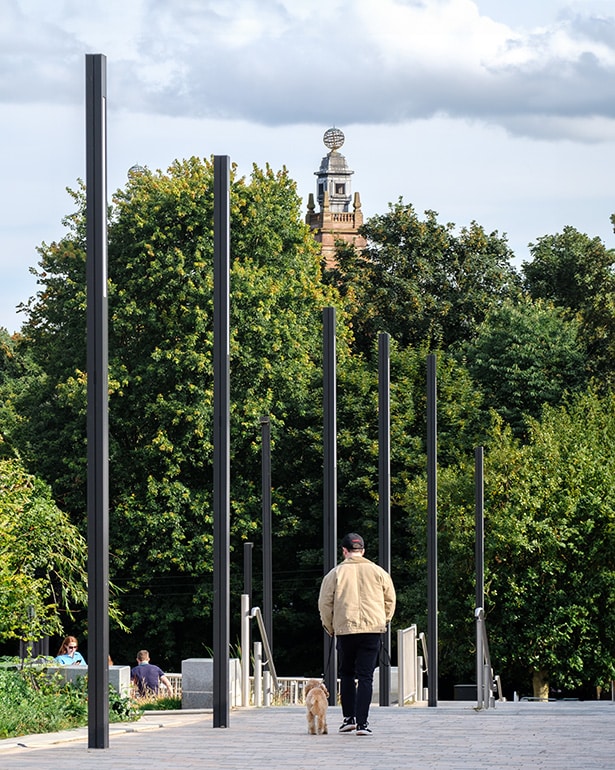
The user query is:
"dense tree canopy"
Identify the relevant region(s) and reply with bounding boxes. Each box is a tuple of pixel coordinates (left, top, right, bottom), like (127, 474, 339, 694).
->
(3, 158, 615, 701)
(523, 227, 615, 382)
(484, 396, 615, 696)
(461, 298, 588, 435)
(11, 159, 347, 665)
(325, 200, 521, 354)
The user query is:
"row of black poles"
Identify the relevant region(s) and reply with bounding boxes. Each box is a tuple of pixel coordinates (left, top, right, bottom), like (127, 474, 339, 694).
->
(82, 54, 446, 745)
(85, 63, 237, 739)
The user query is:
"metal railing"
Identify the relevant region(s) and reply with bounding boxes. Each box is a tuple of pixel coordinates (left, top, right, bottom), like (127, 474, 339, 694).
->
(250, 606, 279, 691)
(165, 672, 182, 698)
(257, 676, 341, 705)
(240, 595, 281, 706)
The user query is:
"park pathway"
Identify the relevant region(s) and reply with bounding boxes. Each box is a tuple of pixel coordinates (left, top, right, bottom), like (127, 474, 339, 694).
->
(0, 700, 614, 769)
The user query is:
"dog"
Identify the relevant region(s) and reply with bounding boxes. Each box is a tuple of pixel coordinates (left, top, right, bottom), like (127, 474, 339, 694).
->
(304, 678, 329, 735)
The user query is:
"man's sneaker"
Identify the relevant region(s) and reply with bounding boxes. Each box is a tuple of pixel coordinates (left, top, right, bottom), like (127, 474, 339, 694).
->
(339, 717, 356, 732)
(356, 723, 372, 735)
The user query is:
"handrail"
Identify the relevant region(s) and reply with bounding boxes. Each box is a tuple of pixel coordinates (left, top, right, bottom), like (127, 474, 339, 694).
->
(250, 606, 279, 691)
(419, 631, 428, 671)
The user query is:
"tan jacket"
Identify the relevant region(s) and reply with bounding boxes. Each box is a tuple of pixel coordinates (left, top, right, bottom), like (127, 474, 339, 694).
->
(318, 554, 396, 636)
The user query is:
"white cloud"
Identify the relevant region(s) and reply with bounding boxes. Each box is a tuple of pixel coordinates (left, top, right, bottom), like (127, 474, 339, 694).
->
(3, 0, 615, 140)
(364, 0, 514, 70)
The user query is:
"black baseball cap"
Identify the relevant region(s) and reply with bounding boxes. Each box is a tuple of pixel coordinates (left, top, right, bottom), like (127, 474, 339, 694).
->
(341, 533, 364, 551)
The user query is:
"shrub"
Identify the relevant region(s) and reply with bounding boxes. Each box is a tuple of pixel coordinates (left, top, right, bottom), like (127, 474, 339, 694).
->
(0, 664, 139, 739)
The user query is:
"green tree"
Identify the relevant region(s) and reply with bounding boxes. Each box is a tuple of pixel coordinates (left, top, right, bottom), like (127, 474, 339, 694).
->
(13, 158, 343, 668)
(523, 227, 615, 381)
(0, 455, 89, 644)
(391, 391, 615, 698)
(0, 328, 36, 458)
(485, 397, 615, 698)
(461, 298, 587, 436)
(325, 201, 521, 354)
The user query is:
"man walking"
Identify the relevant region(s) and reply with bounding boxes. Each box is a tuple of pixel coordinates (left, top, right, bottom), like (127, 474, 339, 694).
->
(318, 532, 396, 735)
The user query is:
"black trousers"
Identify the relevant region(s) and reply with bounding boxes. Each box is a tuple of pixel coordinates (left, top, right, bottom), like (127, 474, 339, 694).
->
(336, 633, 380, 726)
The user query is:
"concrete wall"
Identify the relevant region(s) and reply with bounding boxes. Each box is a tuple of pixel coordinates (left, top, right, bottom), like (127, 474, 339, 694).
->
(44, 665, 131, 697)
(181, 658, 241, 709)
(371, 666, 399, 704)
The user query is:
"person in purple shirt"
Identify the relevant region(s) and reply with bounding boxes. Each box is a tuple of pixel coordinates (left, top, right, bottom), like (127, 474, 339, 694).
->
(131, 649, 172, 697)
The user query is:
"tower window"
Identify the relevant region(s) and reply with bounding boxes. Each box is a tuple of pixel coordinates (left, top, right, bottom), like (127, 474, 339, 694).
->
(335, 183, 345, 195)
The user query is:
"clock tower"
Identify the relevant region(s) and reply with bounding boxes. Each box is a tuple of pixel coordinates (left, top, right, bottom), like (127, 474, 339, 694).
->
(306, 128, 366, 268)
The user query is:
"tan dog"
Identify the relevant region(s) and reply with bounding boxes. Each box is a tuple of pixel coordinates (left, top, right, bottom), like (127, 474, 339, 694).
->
(305, 678, 329, 735)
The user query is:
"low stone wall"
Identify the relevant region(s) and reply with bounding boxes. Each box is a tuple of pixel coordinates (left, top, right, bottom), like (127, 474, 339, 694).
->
(43, 664, 131, 697)
(181, 658, 241, 709)
(371, 666, 399, 704)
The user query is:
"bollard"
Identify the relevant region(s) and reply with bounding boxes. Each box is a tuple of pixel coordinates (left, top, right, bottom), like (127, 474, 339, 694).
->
(254, 642, 262, 707)
(241, 594, 250, 707)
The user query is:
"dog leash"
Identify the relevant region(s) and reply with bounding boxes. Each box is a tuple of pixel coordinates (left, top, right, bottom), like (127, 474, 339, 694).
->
(321, 633, 335, 680)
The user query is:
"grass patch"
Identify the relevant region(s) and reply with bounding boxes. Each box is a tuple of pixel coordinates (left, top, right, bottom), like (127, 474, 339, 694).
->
(137, 695, 182, 711)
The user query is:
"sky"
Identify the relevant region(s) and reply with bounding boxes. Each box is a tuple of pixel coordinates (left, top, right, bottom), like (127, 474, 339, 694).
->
(2, 0, 615, 333)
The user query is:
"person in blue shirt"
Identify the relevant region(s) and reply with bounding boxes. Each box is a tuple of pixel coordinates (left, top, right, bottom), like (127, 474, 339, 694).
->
(131, 650, 172, 697)
(54, 636, 86, 665)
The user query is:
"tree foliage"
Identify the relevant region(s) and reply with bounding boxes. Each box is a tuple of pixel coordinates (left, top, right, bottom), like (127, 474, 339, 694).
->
(12, 158, 343, 665)
(523, 227, 615, 382)
(0, 455, 88, 643)
(461, 297, 588, 436)
(4, 156, 615, 700)
(485, 397, 615, 695)
(325, 200, 521, 354)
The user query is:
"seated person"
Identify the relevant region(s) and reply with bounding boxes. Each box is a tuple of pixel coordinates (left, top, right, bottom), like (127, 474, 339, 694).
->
(54, 636, 86, 665)
(131, 649, 172, 697)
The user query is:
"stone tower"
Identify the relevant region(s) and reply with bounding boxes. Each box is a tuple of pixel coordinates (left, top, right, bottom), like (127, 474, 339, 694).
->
(306, 128, 366, 268)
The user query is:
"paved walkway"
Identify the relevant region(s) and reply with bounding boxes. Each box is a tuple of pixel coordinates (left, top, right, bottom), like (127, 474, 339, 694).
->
(0, 701, 614, 770)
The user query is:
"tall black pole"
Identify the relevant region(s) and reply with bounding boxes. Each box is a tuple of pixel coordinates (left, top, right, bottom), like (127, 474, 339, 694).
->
(261, 416, 273, 656)
(85, 53, 109, 749)
(427, 354, 438, 707)
(323, 307, 337, 704)
(213, 155, 230, 728)
(243, 542, 253, 603)
(378, 333, 391, 706)
(475, 446, 485, 702)
(475, 447, 484, 611)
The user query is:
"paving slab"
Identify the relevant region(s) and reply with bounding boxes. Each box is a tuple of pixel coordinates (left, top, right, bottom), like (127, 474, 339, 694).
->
(0, 701, 613, 770)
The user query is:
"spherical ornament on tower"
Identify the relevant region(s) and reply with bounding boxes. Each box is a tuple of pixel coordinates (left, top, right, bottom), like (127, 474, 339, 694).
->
(323, 127, 345, 151)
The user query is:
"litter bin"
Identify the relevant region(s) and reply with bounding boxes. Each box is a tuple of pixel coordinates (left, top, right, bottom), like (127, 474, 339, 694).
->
(454, 684, 477, 701)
